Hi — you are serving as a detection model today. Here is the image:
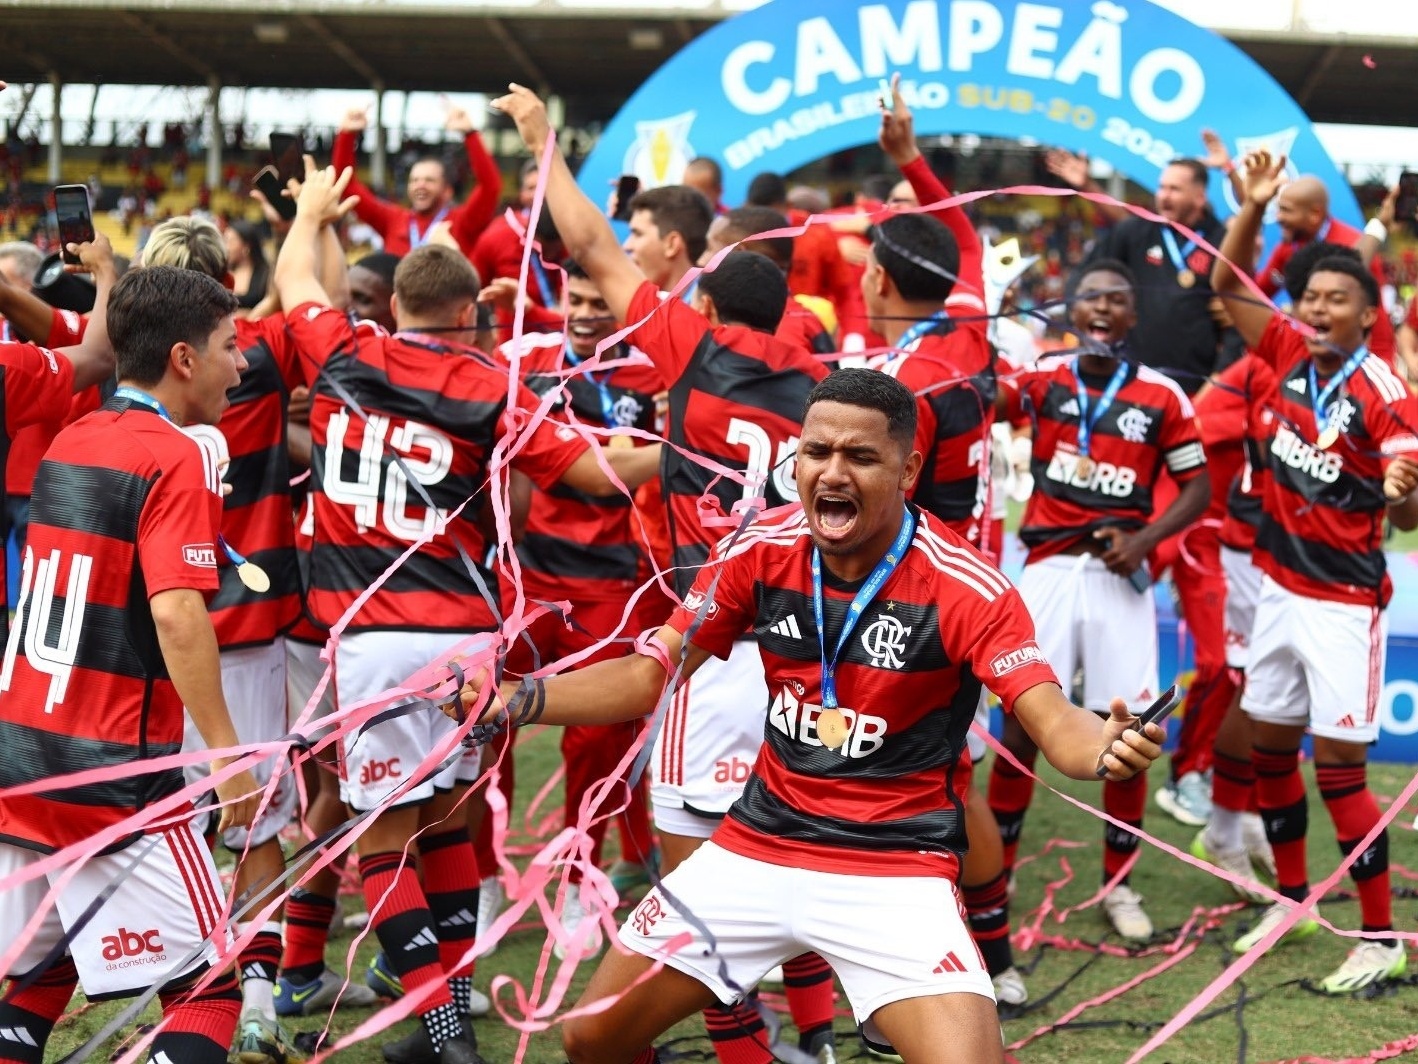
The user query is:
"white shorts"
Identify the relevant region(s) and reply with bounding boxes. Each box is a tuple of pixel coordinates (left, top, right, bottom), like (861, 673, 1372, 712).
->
(966, 691, 990, 765)
(335, 630, 483, 812)
(0, 825, 230, 998)
(651, 639, 768, 837)
(184, 641, 296, 850)
(286, 636, 337, 731)
(1222, 546, 1263, 671)
(618, 842, 992, 1042)
(1241, 575, 1388, 743)
(1017, 554, 1159, 714)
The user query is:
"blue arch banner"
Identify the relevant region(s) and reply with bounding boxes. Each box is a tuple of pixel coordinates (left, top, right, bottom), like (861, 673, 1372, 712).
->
(579, 0, 1357, 226)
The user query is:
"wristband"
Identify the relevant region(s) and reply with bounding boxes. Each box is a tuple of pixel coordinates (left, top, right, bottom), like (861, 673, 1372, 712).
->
(1365, 217, 1388, 242)
(634, 626, 675, 673)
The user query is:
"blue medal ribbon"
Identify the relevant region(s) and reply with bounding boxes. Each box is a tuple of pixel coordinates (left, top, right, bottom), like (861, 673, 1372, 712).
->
(810, 507, 915, 710)
(1071, 360, 1130, 460)
(408, 205, 451, 250)
(529, 257, 557, 308)
(1308, 344, 1369, 436)
(1160, 227, 1198, 279)
(563, 342, 620, 427)
(890, 310, 951, 360)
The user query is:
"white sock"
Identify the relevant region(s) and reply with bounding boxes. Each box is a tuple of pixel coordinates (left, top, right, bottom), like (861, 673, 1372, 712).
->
(1208, 805, 1243, 853)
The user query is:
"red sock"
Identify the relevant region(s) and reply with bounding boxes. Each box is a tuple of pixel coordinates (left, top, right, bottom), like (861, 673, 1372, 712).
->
(782, 953, 834, 1049)
(1102, 771, 1146, 884)
(1316, 763, 1391, 931)
(1252, 746, 1308, 902)
(418, 830, 480, 979)
(963, 872, 1014, 977)
(280, 887, 336, 981)
(1210, 751, 1255, 814)
(152, 966, 243, 1064)
(359, 852, 453, 1013)
(988, 753, 1037, 874)
(703, 999, 773, 1064)
(0, 955, 78, 1062)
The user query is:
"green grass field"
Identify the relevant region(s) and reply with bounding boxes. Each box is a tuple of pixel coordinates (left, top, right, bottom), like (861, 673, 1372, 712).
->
(48, 725, 1418, 1063)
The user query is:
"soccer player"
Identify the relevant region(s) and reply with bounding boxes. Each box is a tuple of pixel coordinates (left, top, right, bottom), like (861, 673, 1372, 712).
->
(986, 259, 1210, 942)
(445, 368, 1166, 1064)
(274, 162, 660, 1064)
(1211, 149, 1418, 993)
(493, 83, 839, 1063)
(0, 265, 262, 1064)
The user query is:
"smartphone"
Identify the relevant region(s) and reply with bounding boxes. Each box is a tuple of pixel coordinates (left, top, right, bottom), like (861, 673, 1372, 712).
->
(1395, 171, 1418, 226)
(53, 185, 95, 266)
(613, 175, 641, 221)
(1127, 560, 1152, 595)
(1095, 684, 1181, 778)
(878, 77, 894, 109)
(268, 132, 306, 184)
(252, 166, 298, 221)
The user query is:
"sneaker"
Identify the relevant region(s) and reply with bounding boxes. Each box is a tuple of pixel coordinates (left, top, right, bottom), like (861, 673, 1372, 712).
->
(859, 1025, 904, 1063)
(1240, 814, 1278, 881)
(275, 966, 380, 1017)
(1155, 772, 1211, 827)
(366, 952, 404, 1000)
(1318, 940, 1407, 994)
(476, 876, 504, 957)
(608, 849, 658, 897)
(1191, 830, 1270, 904)
(466, 986, 491, 1019)
(1231, 901, 1319, 954)
(551, 889, 602, 961)
(803, 1030, 837, 1064)
(381, 1019, 482, 1064)
(235, 1009, 306, 1064)
(991, 966, 1029, 1007)
(1103, 885, 1154, 942)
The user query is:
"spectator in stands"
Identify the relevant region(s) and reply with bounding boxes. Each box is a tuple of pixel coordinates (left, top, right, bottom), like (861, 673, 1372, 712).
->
(224, 219, 271, 312)
(332, 103, 501, 256)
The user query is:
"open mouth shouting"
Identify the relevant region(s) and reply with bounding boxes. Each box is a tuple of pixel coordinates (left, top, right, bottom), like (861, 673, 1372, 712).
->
(812, 491, 860, 545)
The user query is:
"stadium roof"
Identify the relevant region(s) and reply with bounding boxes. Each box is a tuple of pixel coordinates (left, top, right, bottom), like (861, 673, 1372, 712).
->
(2, 0, 1416, 127)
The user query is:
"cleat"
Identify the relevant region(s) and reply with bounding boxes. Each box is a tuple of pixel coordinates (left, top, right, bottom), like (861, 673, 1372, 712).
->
(476, 876, 504, 957)
(274, 966, 380, 1017)
(366, 952, 405, 999)
(1154, 771, 1211, 827)
(803, 1030, 838, 1064)
(1231, 901, 1319, 954)
(552, 890, 602, 961)
(1240, 813, 1277, 881)
(1318, 940, 1407, 995)
(1103, 885, 1154, 942)
(235, 1009, 306, 1064)
(991, 966, 1029, 1007)
(382, 1017, 480, 1064)
(1191, 830, 1271, 904)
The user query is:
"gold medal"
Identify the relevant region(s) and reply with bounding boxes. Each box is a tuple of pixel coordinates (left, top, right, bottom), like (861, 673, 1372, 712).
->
(237, 561, 271, 593)
(1317, 426, 1340, 451)
(1076, 455, 1095, 479)
(607, 434, 634, 450)
(817, 708, 850, 750)
(1176, 269, 1196, 289)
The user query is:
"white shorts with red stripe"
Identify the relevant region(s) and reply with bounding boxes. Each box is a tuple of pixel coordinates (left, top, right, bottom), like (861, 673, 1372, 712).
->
(1222, 546, 1263, 670)
(1241, 575, 1388, 742)
(619, 841, 992, 1043)
(650, 639, 767, 838)
(0, 824, 230, 998)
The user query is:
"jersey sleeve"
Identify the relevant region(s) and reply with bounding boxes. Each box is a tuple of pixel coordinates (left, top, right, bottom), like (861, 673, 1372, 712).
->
(502, 379, 590, 489)
(285, 302, 364, 382)
(240, 312, 306, 391)
(138, 433, 222, 597)
(625, 280, 709, 385)
(43, 308, 86, 348)
(898, 156, 985, 329)
(948, 582, 1058, 711)
(0, 342, 76, 434)
(1157, 384, 1206, 480)
(1254, 314, 1307, 377)
(664, 535, 759, 659)
(447, 131, 501, 252)
(333, 130, 399, 240)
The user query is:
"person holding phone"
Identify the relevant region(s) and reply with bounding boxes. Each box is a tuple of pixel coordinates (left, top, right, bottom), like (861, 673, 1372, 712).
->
(987, 259, 1210, 944)
(331, 102, 501, 257)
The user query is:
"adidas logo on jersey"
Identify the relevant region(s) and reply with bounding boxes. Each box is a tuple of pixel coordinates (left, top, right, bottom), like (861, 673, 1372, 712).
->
(1286, 377, 1307, 394)
(768, 615, 802, 639)
(404, 927, 439, 951)
(1058, 398, 1081, 417)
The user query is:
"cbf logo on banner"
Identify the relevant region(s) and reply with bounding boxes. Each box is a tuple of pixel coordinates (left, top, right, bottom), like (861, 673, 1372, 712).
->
(579, 0, 1358, 225)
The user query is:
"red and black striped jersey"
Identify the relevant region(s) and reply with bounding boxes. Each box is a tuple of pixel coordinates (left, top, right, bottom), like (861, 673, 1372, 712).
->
(287, 303, 587, 633)
(1203, 355, 1277, 553)
(874, 325, 995, 547)
(1252, 316, 1418, 607)
(187, 314, 306, 650)
(775, 298, 836, 357)
(497, 330, 663, 601)
(0, 399, 222, 853)
(626, 280, 828, 597)
(666, 505, 1057, 879)
(8, 310, 88, 496)
(1002, 354, 1206, 563)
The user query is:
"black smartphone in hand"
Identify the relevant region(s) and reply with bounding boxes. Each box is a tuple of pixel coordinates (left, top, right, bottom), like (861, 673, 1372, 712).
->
(253, 166, 298, 222)
(1395, 171, 1418, 226)
(269, 132, 306, 184)
(53, 185, 95, 266)
(613, 175, 641, 221)
(1094, 684, 1180, 778)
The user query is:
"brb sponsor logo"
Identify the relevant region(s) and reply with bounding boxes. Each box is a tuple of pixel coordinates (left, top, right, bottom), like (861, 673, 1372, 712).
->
(359, 758, 402, 786)
(1045, 450, 1136, 497)
(991, 641, 1046, 677)
(102, 928, 165, 970)
(1270, 425, 1342, 485)
(769, 684, 887, 758)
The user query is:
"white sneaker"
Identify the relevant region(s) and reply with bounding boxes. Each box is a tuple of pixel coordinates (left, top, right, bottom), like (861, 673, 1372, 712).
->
(991, 966, 1028, 1006)
(1154, 772, 1211, 827)
(1231, 901, 1318, 954)
(468, 985, 492, 1018)
(1240, 814, 1277, 881)
(1318, 940, 1407, 994)
(1191, 830, 1270, 904)
(552, 888, 602, 960)
(1103, 885, 1154, 942)
(477, 876, 504, 957)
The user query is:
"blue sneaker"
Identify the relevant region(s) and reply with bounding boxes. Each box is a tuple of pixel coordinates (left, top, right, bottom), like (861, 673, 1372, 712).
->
(366, 951, 404, 1000)
(274, 966, 379, 1017)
